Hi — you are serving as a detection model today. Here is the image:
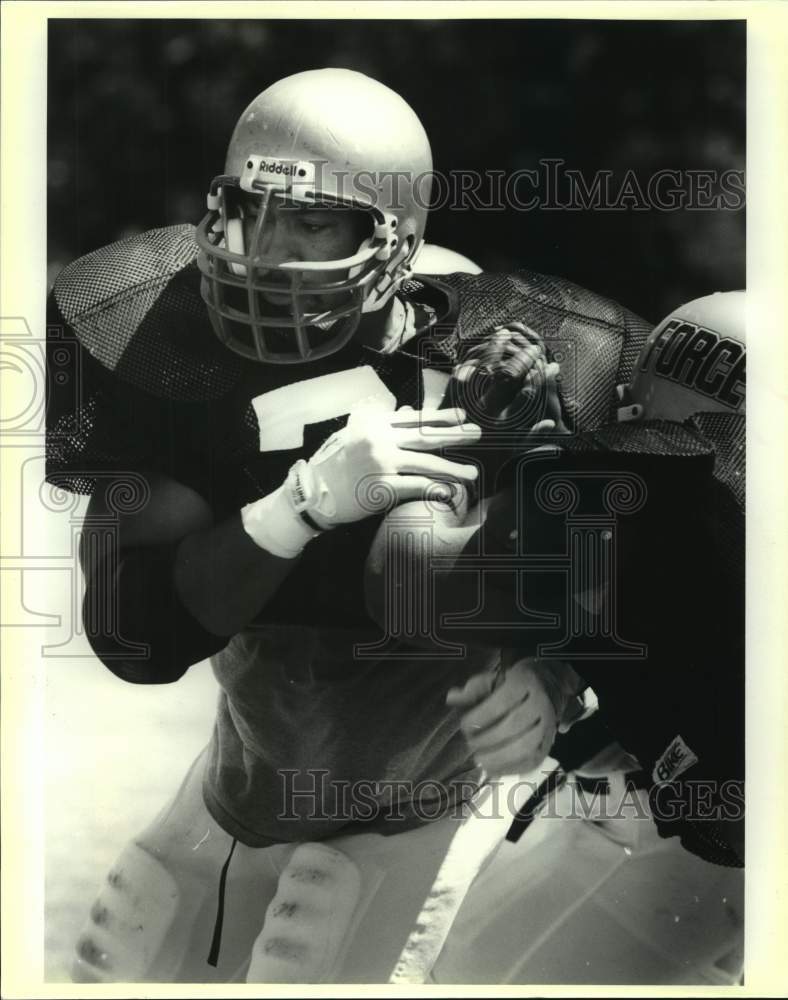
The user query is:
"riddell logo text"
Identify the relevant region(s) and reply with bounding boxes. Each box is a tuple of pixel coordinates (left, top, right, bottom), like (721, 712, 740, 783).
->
(258, 160, 299, 176)
(653, 736, 699, 784)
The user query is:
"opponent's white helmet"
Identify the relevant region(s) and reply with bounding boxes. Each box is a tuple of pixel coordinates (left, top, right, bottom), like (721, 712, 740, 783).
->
(196, 69, 433, 364)
(617, 291, 745, 422)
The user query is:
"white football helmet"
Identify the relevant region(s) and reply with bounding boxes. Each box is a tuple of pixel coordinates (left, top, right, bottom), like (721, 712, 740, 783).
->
(196, 69, 433, 364)
(617, 291, 745, 422)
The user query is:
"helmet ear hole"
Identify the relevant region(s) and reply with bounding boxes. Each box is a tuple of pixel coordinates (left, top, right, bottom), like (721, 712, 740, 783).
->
(352, 209, 375, 246)
(348, 210, 381, 273)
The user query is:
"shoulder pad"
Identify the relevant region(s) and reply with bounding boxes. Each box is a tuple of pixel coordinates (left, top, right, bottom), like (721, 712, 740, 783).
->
(413, 243, 481, 275)
(51, 225, 243, 400)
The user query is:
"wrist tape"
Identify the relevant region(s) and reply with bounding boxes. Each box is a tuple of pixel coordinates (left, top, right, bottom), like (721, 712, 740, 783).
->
(241, 484, 321, 559)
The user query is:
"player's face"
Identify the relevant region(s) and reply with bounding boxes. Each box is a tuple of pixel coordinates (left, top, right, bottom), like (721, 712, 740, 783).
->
(239, 194, 370, 313)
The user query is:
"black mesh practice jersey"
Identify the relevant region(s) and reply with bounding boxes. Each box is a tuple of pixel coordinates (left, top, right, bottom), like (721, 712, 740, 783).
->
(482, 417, 745, 866)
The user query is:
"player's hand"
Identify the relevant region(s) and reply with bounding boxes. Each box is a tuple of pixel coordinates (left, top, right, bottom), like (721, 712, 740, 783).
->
(452, 322, 547, 421)
(452, 322, 547, 383)
(450, 322, 571, 438)
(305, 406, 481, 528)
(446, 658, 560, 776)
(514, 359, 572, 449)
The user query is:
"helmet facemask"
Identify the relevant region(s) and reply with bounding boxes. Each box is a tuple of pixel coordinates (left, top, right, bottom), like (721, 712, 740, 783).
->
(196, 158, 407, 364)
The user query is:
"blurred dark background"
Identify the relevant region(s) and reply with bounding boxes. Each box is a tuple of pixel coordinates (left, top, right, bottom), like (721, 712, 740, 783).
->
(47, 18, 745, 323)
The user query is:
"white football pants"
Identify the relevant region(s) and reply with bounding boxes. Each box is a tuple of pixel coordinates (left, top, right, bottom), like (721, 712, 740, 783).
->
(71, 746, 743, 985)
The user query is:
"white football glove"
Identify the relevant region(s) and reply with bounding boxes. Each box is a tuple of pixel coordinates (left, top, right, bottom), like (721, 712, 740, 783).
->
(300, 405, 480, 529)
(241, 406, 480, 558)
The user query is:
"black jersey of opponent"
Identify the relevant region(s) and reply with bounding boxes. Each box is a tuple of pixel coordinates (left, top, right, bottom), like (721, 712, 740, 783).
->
(483, 417, 745, 866)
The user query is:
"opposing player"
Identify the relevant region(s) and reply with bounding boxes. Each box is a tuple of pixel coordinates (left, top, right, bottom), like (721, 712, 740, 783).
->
(367, 292, 745, 982)
(47, 68, 656, 983)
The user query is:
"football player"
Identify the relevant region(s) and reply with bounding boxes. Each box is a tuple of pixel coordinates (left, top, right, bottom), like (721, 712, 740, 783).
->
(47, 68, 655, 983)
(367, 293, 745, 982)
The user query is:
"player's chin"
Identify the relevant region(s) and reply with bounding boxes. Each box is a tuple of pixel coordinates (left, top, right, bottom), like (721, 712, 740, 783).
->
(263, 289, 351, 320)
(305, 289, 355, 316)
(261, 289, 291, 307)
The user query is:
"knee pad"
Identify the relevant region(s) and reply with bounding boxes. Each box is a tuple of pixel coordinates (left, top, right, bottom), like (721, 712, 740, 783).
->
(72, 842, 179, 983)
(247, 842, 362, 983)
